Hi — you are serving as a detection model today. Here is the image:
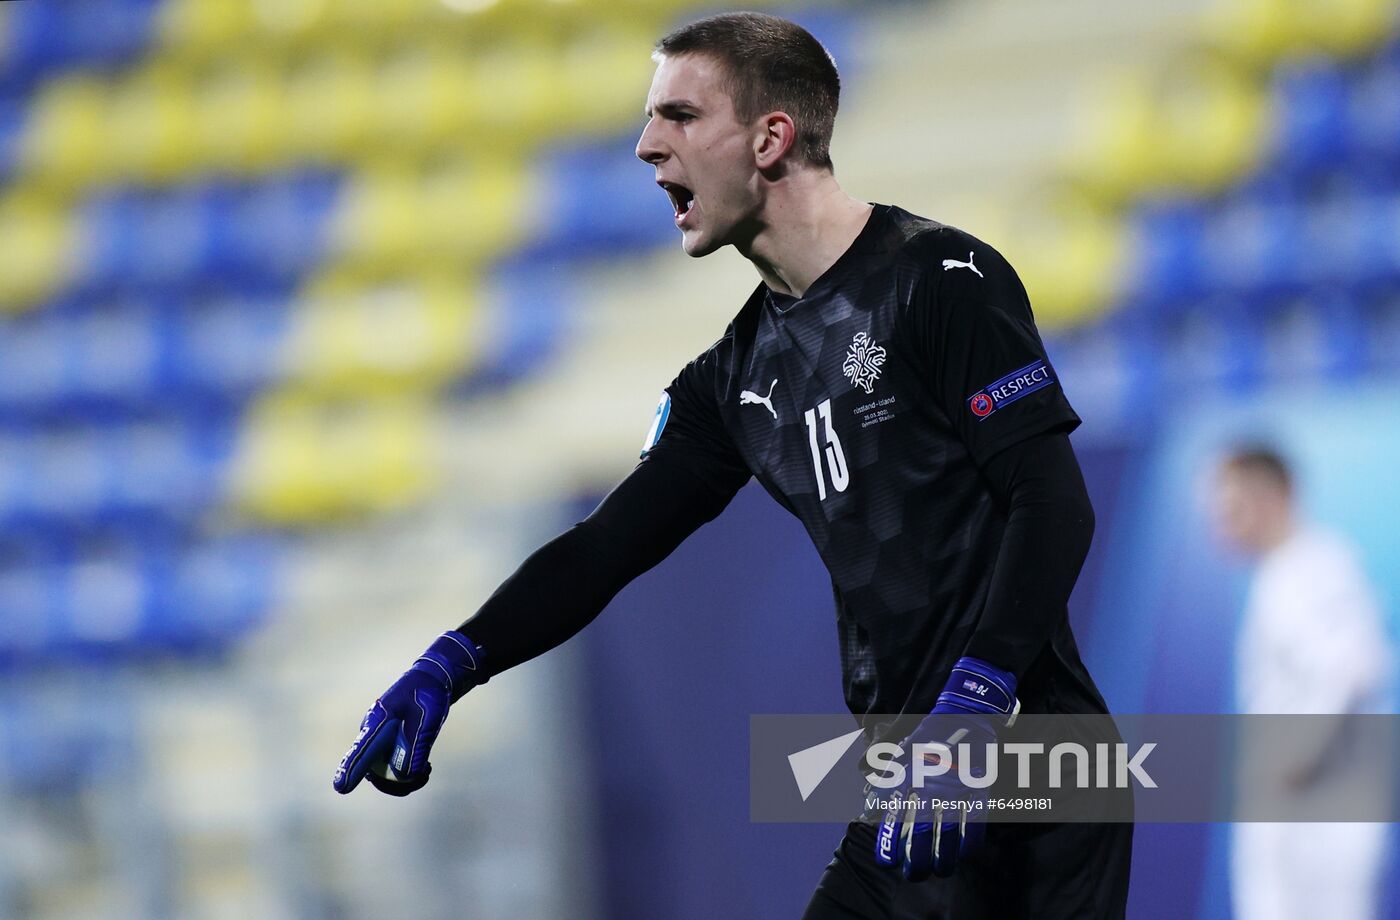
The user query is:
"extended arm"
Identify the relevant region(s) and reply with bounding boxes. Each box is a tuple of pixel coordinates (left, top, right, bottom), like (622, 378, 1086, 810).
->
(963, 431, 1095, 678)
(334, 446, 747, 796)
(458, 448, 746, 678)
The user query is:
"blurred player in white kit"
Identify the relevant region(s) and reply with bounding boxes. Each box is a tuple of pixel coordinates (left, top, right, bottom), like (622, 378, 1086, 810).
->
(1213, 445, 1395, 920)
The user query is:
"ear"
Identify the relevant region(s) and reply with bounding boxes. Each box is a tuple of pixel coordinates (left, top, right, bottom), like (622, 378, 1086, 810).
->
(754, 112, 797, 169)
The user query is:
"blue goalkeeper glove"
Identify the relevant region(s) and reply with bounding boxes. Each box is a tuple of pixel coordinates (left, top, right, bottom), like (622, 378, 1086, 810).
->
(874, 656, 1019, 880)
(332, 631, 484, 797)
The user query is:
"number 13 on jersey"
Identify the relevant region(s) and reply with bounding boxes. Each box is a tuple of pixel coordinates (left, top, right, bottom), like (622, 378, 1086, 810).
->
(804, 398, 849, 501)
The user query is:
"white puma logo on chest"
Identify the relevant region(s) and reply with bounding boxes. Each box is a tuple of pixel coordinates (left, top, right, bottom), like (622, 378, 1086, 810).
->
(739, 378, 779, 420)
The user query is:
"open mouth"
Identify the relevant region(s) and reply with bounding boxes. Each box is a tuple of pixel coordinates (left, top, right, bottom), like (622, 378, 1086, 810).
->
(659, 181, 695, 221)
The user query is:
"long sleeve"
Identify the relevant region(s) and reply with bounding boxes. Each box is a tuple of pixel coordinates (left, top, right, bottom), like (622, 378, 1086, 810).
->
(961, 432, 1095, 678)
(455, 447, 747, 680)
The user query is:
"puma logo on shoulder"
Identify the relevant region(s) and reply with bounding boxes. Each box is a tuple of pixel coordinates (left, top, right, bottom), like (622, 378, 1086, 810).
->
(942, 251, 983, 278)
(739, 378, 779, 420)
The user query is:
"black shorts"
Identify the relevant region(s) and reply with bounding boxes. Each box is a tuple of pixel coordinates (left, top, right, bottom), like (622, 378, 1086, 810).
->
(800, 819, 1133, 920)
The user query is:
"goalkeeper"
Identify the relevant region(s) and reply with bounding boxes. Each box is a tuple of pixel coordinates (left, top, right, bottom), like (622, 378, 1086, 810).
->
(335, 11, 1130, 919)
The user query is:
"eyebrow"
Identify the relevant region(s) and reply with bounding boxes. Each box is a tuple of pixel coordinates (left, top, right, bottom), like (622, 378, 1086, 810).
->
(644, 99, 701, 119)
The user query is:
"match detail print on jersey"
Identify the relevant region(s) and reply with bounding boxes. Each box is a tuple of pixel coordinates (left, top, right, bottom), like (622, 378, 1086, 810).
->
(803, 398, 849, 501)
(966, 359, 1057, 420)
(842, 332, 886, 394)
(639, 391, 671, 457)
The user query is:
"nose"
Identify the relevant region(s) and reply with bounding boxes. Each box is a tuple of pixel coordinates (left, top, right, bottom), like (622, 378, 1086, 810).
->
(636, 117, 667, 165)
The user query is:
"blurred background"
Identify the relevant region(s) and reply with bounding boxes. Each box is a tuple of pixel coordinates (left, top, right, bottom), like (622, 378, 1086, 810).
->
(0, 0, 1398, 916)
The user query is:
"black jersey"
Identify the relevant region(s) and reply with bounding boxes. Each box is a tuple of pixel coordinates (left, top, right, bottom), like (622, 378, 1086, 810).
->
(640, 204, 1106, 722)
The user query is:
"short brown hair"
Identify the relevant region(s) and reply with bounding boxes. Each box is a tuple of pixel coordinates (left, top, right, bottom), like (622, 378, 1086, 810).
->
(655, 12, 840, 170)
(1222, 444, 1293, 494)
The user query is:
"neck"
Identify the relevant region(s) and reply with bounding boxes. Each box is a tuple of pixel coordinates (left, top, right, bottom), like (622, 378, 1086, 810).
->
(1259, 512, 1298, 553)
(735, 170, 873, 298)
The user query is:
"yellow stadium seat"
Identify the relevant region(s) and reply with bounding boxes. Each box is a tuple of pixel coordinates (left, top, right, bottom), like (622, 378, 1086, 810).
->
(326, 0, 424, 35)
(470, 44, 560, 142)
(246, 0, 332, 39)
(232, 394, 436, 523)
(371, 44, 482, 152)
(1204, 0, 1295, 64)
(1291, 0, 1397, 57)
(999, 190, 1126, 329)
(327, 157, 526, 272)
(1072, 54, 1267, 202)
(0, 194, 74, 312)
(282, 271, 483, 394)
(415, 157, 526, 263)
(327, 161, 423, 269)
(557, 28, 657, 136)
(1155, 56, 1269, 194)
(1205, 0, 1397, 66)
(285, 48, 378, 162)
(105, 63, 202, 183)
(158, 0, 257, 57)
(195, 61, 293, 174)
(20, 75, 113, 192)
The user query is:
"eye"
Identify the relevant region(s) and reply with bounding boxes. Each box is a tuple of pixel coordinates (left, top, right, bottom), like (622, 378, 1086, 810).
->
(672, 112, 696, 124)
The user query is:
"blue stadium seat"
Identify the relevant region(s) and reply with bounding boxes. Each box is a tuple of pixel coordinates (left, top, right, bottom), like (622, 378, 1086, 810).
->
(1161, 298, 1261, 393)
(529, 137, 672, 258)
(1257, 292, 1367, 383)
(222, 170, 340, 284)
(76, 171, 340, 296)
(1122, 199, 1210, 311)
(0, 311, 67, 415)
(0, 530, 277, 665)
(74, 189, 146, 293)
(1347, 50, 1400, 168)
(1363, 290, 1400, 371)
(1269, 57, 1353, 180)
(1199, 191, 1306, 306)
(462, 256, 574, 392)
(1046, 315, 1165, 436)
(0, 0, 158, 91)
(0, 96, 22, 178)
(153, 535, 279, 648)
(169, 292, 292, 400)
(0, 414, 234, 534)
(0, 680, 137, 792)
(1299, 186, 1400, 296)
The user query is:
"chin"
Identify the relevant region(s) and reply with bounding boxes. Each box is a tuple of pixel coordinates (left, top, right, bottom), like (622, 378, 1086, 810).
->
(680, 228, 723, 258)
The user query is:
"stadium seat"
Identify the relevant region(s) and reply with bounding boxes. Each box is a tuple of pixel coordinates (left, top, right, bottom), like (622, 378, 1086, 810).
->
(169, 291, 292, 398)
(230, 394, 435, 523)
(284, 49, 378, 162)
(156, 0, 257, 59)
(19, 73, 113, 189)
(283, 272, 483, 394)
(0, 310, 68, 411)
(1348, 47, 1400, 164)
(1269, 56, 1353, 179)
(0, 192, 73, 310)
(1258, 292, 1368, 382)
(193, 61, 292, 175)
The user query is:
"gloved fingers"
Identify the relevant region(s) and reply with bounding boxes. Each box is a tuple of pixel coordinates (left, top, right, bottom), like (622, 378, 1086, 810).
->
(366, 761, 432, 797)
(875, 798, 904, 867)
(901, 794, 938, 882)
(955, 810, 985, 870)
(931, 807, 965, 878)
(389, 689, 448, 778)
(333, 702, 398, 794)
